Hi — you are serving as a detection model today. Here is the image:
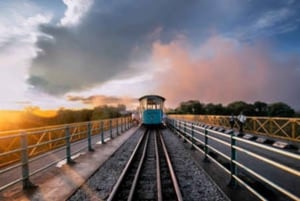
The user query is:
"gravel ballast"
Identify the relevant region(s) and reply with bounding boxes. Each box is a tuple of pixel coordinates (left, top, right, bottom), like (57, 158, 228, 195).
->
(68, 127, 228, 201)
(161, 128, 228, 201)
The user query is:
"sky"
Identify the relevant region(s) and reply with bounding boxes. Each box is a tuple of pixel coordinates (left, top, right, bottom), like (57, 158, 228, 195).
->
(1, 0, 300, 111)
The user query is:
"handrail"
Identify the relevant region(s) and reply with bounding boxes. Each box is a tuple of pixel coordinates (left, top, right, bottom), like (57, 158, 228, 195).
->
(0, 116, 133, 192)
(167, 118, 300, 201)
(169, 114, 300, 142)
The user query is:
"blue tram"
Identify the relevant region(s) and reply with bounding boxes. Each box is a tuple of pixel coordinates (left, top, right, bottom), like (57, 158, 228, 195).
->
(139, 95, 165, 126)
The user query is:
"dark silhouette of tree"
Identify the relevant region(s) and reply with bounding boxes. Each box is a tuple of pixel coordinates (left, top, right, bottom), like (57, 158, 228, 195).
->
(267, 102, 295, 117)
(92, 105, 125, 120)
(253, 101, 268, 116)
(227, 101, 255, 115)
(175, 100, 204, 114)
(204, 103, 227, 115)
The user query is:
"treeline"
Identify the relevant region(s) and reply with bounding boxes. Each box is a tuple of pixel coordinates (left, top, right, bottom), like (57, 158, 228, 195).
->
(0, 105, 128, 131)
(168, 100, 299, 117)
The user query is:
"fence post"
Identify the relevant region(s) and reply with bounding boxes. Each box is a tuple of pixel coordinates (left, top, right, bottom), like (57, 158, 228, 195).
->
(175, 120, 180, 137)
(229, 132, 237, 187)
(110, 119, 113, 139)
(116, 119, 119, 135)
(179, 120, 181, 132)
(203, 128, 209, 162)
(291, 119, 296, 140)
(127, 117, 129, 129)
(66, 126, 75, 164)
(123, 118, 125, 131)
(20, 131, 36, 189)
(191, 123, 195, 150)
(101, 121, 105, 144)
(87, 122, 94, 152)
(182, 121, 186, 143)
(120, 118, 123, 133)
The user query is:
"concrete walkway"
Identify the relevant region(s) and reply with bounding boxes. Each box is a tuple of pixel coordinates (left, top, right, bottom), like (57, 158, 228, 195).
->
(0, 127, 139, 201)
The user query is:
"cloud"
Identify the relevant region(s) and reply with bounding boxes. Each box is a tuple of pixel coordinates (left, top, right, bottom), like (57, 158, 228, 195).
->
(233, 7, 299, 40)
(27, 0, 235, 96)
(26, 0, 300, 110)
(60, 0, 94, 26)
(0, 2, 52, 109)
(67, 94, 137, 108)
(254, 8, 291, 29)
(152, 35, 300, 109)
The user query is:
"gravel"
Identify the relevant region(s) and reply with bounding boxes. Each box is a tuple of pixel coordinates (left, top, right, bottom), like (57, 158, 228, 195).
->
(67, 128, 144, 201)
(68, 127, 228, 201)
(161, 128, 228, 201)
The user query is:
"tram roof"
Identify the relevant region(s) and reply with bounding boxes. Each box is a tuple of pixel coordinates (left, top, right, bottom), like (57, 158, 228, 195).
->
(138, 95, 165, 102)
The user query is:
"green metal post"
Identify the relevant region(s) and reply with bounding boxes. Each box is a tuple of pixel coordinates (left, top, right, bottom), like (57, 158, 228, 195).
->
(121, 118, 123, 133)
(183, 121, 186, 143)
(66, 126, 75, 164)
(110, 119, 113, 139)
(191, 123, 195, 149)
(101, 121, 105, 144)
(116, 119, 119, 135)
(20, 132, 36, 189)
(204, 128, 209, 162)
(229, 132, 237, 187)
(87, 123, 94, 151)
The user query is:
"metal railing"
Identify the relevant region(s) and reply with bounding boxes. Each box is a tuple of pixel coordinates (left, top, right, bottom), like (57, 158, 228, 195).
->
(167, 118, 300, 201)
(0, 117, 132, 192)
(169, 114, 300, 142)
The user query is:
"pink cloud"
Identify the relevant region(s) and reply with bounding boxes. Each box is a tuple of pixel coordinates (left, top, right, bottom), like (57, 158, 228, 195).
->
(152, 35, 300, 109)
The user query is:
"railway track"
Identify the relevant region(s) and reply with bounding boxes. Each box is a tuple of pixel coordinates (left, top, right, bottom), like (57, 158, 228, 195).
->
(107, 128, 183, 201)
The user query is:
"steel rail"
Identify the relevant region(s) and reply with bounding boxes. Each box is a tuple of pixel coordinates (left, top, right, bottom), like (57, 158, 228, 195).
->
(184, 119, 300, 160)
(232, 135, 300, 160)
(127, 131, 149, 201)
(233, 160, 300, 201)
(159, 131, 183, 201)
(207, 144, 231, 161)
(155, 130, 163, 201)
(0, 133, 22, 140)
(0, 162, 22, 174)
(0, 177, 23, 192)
(107, 129, 147, 201)
(174, 128, 231, 174)
(205, 133, 231, 147)
(233, 145, 300, 177)
(26, 136, 66, 149)
(26, 127, 65, 135)
(0, 148, 22, 158)
(28, 145, 66, 163)
(232, 175, 267, 201)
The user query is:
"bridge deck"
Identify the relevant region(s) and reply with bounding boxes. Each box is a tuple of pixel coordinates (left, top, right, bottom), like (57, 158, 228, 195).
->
(0, 127, 138, 201)
(0, 126, 261, 201)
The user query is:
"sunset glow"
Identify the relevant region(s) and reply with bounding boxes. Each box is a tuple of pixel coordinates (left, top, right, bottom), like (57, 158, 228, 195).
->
(0, 1, 300, 111)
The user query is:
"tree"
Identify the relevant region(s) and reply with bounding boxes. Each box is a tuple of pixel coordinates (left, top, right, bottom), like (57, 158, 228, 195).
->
(253, 101, 268, 116)
(227, 101, 255, 115)
(176, 100, 204, 114)
(267, 102, 295, 117)
(91, 105, 124, 120)
(204, 103, 226, 115)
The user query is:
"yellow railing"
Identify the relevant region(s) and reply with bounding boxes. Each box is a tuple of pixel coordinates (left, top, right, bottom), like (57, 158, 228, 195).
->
(0, 117, 131, 168)
(169, 115, 300, 142)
